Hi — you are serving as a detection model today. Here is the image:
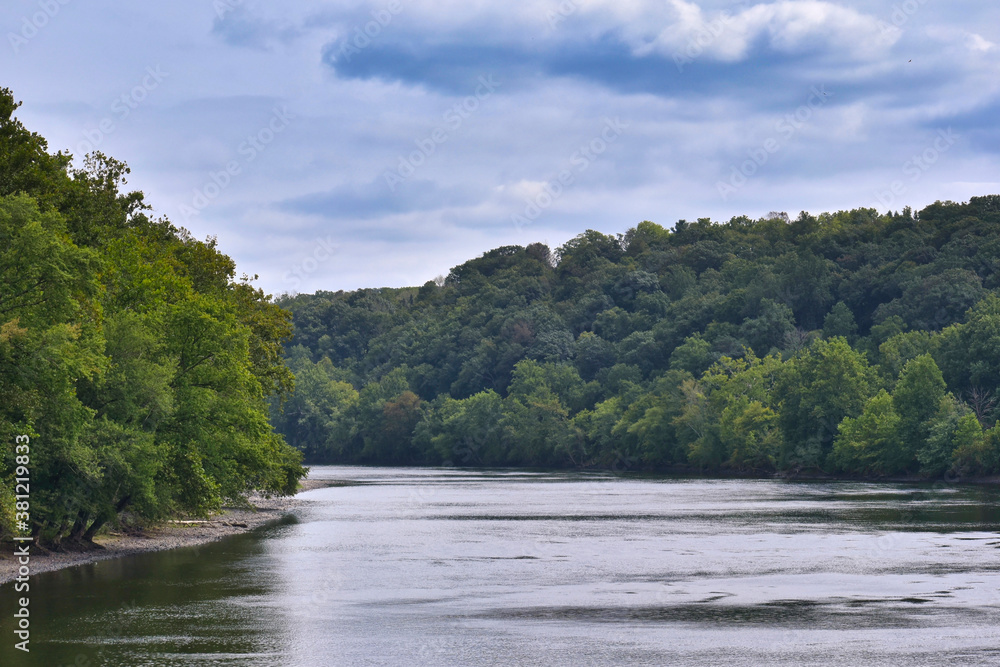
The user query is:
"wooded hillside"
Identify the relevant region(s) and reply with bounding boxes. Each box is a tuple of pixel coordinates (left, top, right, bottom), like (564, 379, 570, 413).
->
(275, 197, 1000, 479)
(0, 89, 304, 547)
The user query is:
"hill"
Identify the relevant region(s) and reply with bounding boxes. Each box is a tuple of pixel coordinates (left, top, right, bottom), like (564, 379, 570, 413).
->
(274, 198, 1000, 478)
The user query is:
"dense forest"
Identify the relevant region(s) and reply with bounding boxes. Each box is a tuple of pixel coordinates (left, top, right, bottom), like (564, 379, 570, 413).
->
(4, 85, 999, 555)
(274, 199, 1000, 480)
(0, 89, 304, 547)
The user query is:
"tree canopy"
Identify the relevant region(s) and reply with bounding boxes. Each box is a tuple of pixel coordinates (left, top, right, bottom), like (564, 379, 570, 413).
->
(274, 200, 1000, 480)
(0, 88, 304, 547)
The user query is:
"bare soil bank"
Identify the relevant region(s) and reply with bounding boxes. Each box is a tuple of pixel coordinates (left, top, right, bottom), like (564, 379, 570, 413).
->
(0, 478, 340, 585)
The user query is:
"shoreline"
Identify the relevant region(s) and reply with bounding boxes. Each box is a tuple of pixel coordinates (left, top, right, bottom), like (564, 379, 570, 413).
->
(309, 462, 1000, 486)
(4, 470, 995, 585)
(0, 478, 339, 586)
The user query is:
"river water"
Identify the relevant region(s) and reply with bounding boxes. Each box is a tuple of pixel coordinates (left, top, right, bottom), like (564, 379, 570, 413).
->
(3, 467, 1000, 666)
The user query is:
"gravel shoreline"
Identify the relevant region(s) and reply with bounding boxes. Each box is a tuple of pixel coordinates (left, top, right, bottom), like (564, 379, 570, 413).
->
(0, 478, 336, 585)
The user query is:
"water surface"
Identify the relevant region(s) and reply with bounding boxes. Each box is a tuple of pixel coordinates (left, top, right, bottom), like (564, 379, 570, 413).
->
(3, 467, 999, 665)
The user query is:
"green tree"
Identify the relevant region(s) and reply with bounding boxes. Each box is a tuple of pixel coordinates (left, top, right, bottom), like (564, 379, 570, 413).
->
(936, 295, 1000, 400)
(739, 298, 795, 354)
(414, 390, 504, 465)
(718, 398, 782, 472)
(500, 360, 583, 466)
(270, 351, 359, 461)
(611, 370, 690, 467)
(669, 334, 716, 376)
(890, 354, 946, 472)
(1, 90, 306, 547)
(917, 397, 981, 477)
(877, 331, 937, 382)
(574, 331, 616, 380)
(775, 337, 878, 470)
(831, 390, 902, 475)
(823, 301, 858, 342)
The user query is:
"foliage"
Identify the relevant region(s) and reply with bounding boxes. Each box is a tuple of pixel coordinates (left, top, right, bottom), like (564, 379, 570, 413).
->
(266, 115, 1000, 479)
(0, 89, 304, 546)
(830, 390, 902, 476)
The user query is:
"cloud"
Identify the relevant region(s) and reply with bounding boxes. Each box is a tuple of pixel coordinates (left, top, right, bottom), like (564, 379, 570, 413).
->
(211, 7, 303, 50)
(279, 178, 481, 220)
(319, 0, 899, 96)
(623, 0, 898, 61)
(924, 25, 998, 54)
(5, 0, 1000, 294)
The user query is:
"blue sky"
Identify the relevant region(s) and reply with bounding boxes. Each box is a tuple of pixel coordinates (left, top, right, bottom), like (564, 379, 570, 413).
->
(2, 0, 999, 294)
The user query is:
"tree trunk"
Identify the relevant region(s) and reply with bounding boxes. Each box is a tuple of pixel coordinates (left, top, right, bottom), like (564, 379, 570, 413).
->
(82, 495, 131, 543)
(68, 511, 90, 542)
(81, 516, 107, 544)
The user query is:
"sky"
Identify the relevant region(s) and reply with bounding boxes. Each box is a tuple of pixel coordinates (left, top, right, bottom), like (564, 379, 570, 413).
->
(2, 0, 999, 295)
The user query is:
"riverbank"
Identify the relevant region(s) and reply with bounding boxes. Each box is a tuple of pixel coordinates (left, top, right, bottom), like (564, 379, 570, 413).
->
(0, 477, 338, 585)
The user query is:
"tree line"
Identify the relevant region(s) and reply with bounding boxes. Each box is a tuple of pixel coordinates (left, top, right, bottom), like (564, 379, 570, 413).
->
(274, 199, 1000, 479)
(0, 89, 304, 547)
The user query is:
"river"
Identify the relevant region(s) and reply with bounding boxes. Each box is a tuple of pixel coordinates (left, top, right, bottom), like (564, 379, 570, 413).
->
(3, 467, 1000, 665)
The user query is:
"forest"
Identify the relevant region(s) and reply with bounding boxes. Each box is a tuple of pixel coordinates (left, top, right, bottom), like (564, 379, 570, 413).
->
(4, 84, 1000, 553)
(273, 199, 1000, 480)
(0, 89, 304, 547)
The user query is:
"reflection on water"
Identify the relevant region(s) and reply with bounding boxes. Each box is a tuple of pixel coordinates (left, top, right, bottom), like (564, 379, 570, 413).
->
(2, 468, 999, 666)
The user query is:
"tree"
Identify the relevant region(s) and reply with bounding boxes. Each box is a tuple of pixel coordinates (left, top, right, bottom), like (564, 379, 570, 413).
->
(936, 295, 1000, 400)
(669, 334, 716, 376)
(415, 390, 504, 465)
(739, 298, 796, 355)
(612, 370, 690, 467)
(269, 351, 358, 461)
(0, 89, 73, 207)
(574, 331, 616, 380)
(823, 301, 858, 342)
(890, 354, 946, 472)
(775, 338, 877, 470)
(676, 379, 721, 468)
(483, 360, 588, 465)
(0, 195, 103, 543)
(719, 398, 782, 472)
(877, 331, 937, 382)
(368, 391, 422, 462)
(0, 91, 306, 545)
(830, 390, 902, 476)
(917, 397, 981, 477)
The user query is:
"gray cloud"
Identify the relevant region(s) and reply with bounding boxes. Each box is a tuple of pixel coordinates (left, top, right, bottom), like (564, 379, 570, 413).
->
(1, 0, 997, 294)
(212, 8, 304, 51)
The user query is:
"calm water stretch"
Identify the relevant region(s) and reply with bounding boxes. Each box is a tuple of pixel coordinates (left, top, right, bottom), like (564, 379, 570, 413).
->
(3, 467, 1000, 666)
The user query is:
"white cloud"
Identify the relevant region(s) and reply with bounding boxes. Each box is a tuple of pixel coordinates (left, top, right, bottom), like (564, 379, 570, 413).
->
(966, 33, 996, 53)
(626, 0, 899, 63)
(3, 0, 998, 293)
(925, 25, 997, 54)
